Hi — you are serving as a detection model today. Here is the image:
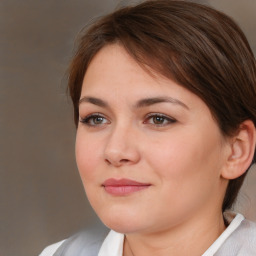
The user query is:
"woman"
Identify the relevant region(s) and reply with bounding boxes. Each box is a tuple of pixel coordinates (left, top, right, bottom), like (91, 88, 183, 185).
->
(40, 0, 256, 255)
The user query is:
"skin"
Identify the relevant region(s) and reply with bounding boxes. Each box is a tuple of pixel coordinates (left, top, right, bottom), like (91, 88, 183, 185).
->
(76, 44, 232, 256)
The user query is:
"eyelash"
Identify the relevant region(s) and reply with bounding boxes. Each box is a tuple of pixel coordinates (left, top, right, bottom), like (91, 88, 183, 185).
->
(144, 113, 176, 126)
(79, 113, 109, 127)
(79, 113, 176, 127)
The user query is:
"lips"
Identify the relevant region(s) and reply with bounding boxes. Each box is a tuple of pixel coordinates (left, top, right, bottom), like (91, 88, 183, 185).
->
(102, 178, 151, 196)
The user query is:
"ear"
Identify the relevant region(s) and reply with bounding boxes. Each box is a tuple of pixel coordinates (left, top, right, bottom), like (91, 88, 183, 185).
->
(221, 120, 256, 180)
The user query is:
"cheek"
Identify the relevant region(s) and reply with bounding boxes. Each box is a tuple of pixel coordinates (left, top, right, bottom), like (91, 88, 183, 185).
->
(75, 130, 102, 183)
(144, 134, 222, 221)
(146, 128, 223, 192)
(145, 132, 199, 178)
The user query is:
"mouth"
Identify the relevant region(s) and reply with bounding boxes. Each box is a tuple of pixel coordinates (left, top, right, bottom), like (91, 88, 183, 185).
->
(102, 178, 151, 196)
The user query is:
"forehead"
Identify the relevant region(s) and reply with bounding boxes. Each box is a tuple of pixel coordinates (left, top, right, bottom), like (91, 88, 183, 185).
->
(82, 44, 178, 95)
(82, 44, 154, 90)
(81, 44, 208, 112)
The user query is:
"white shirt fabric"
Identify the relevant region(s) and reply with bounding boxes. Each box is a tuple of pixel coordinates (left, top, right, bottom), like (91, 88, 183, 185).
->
(40, 240, 66, 256)
(40, 212, 253, 256)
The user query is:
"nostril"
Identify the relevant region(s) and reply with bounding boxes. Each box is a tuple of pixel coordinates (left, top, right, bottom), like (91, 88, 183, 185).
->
(105, 159, 111, 165)
(104, 158, 130, 166)
(120, 159, 129, 163)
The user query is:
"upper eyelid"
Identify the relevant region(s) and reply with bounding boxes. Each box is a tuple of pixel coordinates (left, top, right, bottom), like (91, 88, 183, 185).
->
(144, 112, 176, 120)
(80, 112, 109, 120)
(79, 113, 110, 123)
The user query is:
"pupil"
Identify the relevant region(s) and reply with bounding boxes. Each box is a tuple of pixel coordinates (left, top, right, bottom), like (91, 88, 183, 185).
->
(95, 117, 103, 124)
(154, 116, 164, 124)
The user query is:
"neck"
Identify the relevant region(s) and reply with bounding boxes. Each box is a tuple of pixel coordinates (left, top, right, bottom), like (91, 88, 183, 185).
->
(123, 210, 226, 256)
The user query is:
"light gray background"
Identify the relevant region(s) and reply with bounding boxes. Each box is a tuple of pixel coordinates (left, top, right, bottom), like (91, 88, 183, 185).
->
(1, 1, 255, 256)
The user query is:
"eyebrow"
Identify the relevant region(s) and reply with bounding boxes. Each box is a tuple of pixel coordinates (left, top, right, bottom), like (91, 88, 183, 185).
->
(79, 96, 189, 110)
(135, 97, 189, 110)
(79, 96, 109, 108)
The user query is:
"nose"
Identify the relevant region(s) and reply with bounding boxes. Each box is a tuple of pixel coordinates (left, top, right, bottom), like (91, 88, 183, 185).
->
(104, 125, 141, 167)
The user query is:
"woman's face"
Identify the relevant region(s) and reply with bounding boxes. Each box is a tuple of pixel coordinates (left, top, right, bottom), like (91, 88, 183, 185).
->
(76, 44, 229, 234)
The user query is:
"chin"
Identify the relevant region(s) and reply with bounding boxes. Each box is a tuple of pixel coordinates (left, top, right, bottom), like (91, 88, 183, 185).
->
(103, 219, 143, 234)
(97, 207, 146, 234)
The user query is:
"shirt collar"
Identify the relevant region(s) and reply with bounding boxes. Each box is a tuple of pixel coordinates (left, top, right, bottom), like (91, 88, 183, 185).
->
(98, 229, 124, 256)
(202, 212, 244, 256)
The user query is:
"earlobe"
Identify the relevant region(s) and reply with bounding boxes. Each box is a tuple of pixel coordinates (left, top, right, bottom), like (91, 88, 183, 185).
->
(221, 120, 256, 180)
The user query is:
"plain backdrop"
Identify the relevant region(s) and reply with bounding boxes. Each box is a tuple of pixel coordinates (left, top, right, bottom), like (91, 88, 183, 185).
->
(1, 0, 255, 255)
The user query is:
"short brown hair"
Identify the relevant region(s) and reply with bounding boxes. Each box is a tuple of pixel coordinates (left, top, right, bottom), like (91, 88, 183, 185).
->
(68, 0, 256, 211)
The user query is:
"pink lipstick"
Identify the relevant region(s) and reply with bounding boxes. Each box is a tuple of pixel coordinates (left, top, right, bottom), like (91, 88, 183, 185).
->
(102, 178, 151, 196)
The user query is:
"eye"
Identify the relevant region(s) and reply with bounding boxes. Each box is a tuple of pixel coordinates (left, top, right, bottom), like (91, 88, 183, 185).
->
(144, 113, 176, 126)
(79, 113, 110, 127)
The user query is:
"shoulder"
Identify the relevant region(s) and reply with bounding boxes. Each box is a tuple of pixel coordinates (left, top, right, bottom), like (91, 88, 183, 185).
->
(233, 218, 256, 242)
(39, 224, 110, 256)
(216, 218, 256, 255)
(236, 219, 256, 252)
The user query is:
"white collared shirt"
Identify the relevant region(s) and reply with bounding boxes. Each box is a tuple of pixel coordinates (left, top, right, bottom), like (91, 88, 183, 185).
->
(40, 212, 256, 256)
